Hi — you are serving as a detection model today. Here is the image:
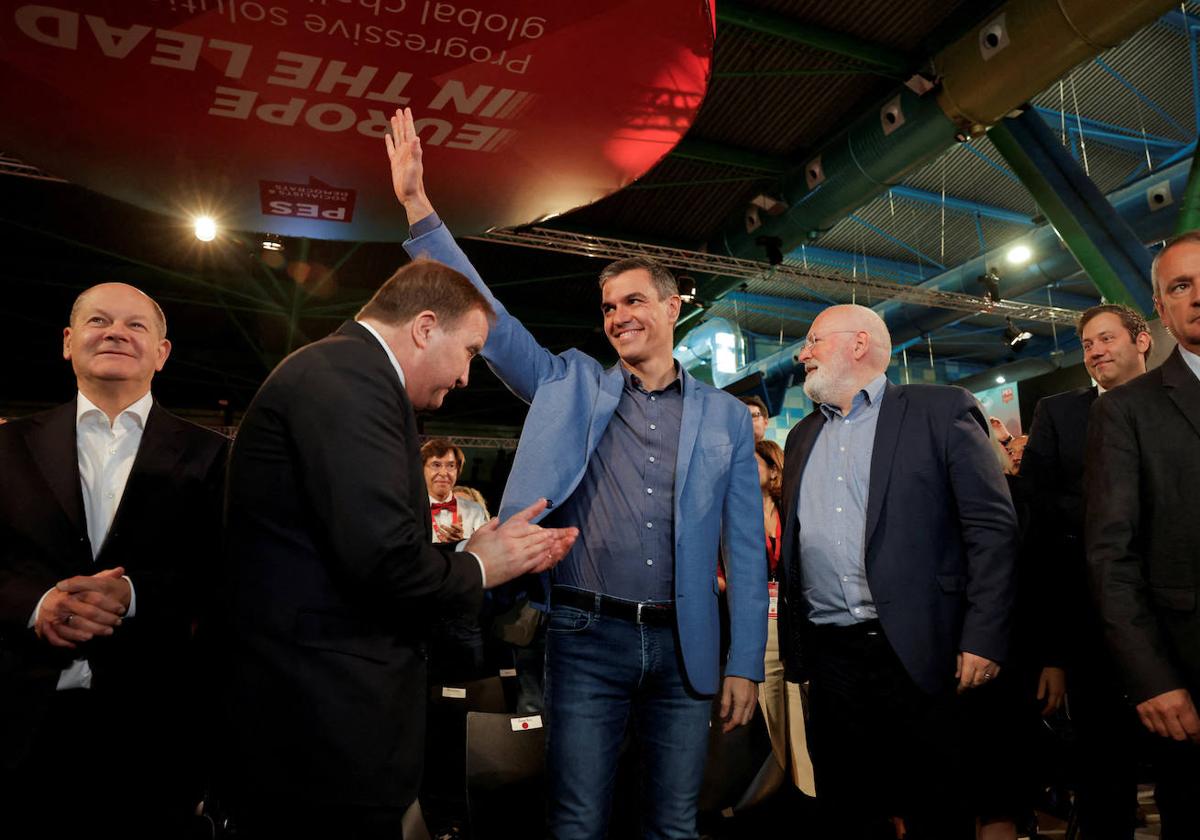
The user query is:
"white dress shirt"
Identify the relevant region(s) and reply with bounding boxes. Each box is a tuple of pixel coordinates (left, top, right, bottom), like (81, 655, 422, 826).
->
(31, 391, 148, 690)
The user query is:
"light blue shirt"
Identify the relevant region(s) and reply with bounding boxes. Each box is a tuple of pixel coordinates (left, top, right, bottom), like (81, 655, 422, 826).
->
(798, 373, 888, 626)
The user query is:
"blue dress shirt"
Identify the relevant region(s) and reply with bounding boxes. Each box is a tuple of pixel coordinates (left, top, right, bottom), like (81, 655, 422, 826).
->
(798, 373, 889, 625)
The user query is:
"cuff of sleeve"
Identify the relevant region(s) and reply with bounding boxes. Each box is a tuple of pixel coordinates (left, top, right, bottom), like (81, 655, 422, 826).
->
(471, 552, 486, 589)
(408, 212, 442, 240)
(122, 575, 137, 618)
(29, 588, 53, 629)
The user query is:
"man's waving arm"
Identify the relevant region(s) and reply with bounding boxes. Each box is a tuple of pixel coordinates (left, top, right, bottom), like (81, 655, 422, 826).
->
(385, 107, 565, 402)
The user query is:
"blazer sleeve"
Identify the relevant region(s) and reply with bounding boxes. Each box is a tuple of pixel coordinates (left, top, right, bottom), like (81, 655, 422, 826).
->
(285, 358, 483, 616)
(404, 220, 568, 403)
(1084, 392, 1180, 703)
(719, 407, 769, 682)
(947, 391, 1019, 664)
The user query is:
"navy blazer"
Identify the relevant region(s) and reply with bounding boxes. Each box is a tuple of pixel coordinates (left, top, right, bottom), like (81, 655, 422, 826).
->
(405, 223, 768, 694)
(779, 381, 1018, 695)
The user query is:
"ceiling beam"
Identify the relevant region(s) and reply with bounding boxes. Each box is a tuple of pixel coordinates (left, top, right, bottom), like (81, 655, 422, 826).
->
(716, 0, 910, 74)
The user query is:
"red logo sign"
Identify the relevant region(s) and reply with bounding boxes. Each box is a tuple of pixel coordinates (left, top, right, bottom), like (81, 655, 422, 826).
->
(260, 177, 356, 223)
(1001, 388, 1014, 404)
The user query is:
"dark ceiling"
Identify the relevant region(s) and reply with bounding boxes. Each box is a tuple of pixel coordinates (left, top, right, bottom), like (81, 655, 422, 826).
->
(3, 0, 1194, 431)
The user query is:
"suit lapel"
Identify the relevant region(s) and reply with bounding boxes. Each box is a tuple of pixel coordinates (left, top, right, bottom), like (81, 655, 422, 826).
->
(1162, 348, 1200, 443)
(674, 369, 702, 498)
(102, 403, 187, 557)
(864, 382, 907, 547)
(779, 410, 827, 572)
(25, 399, 87, 537)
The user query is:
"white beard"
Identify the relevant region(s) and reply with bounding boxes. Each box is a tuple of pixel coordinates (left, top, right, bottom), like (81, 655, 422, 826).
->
(802, 355, 851, 406)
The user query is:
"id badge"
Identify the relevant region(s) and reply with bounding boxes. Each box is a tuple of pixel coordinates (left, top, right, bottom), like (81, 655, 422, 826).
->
(767, 580, 779, 620)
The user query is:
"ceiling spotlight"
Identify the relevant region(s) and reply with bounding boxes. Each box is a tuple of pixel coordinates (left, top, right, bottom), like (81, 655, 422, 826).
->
(261, 234, 284, 252)
(756, 235, 784, 266)
(977, 269, 1001, 303)
(995, 375, 1006, 384)
(1003, 318, 1033, 350)
(1006, 244, 1031, 265)
(193, 216, 217, 242)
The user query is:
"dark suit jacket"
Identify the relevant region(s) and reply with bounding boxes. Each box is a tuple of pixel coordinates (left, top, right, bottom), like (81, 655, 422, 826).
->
(222, 320, 484, 810)
(1020, 386, 1098, 669)
(779, 381, 1018, 695)
(0, 399, 227, 777)
(1085, 348, 1200, 704)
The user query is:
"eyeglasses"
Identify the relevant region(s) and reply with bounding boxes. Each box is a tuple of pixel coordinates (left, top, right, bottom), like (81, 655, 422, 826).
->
(802, 329, 861, 350)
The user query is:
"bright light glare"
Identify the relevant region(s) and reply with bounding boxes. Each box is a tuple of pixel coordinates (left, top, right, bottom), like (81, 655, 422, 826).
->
(714, 331, 738, 374)
(1006, 245, 1031, 265)
(995, 375, 1006, 384)
(194, 216, 217, 242)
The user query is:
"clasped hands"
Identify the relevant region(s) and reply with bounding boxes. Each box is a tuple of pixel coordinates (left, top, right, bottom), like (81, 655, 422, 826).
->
(34, 567, 131, 649)
(466, 499, 578, 590)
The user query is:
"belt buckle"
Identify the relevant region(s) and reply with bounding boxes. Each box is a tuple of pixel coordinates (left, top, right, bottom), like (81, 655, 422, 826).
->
(636, 602, 645, 624)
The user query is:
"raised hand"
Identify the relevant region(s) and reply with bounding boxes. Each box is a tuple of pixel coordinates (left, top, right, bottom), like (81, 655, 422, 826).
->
(384, 107, 434, 224)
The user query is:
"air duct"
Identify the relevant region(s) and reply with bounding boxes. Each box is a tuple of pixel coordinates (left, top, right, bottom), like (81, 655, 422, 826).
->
(699, 0, 1176, 306)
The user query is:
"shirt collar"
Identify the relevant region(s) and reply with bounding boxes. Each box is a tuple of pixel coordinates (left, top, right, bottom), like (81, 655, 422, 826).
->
(621, 360, 684, 395)
(819, 372, 888, 420)
(358, 320, 407, 387)
(1179, 345, 1200, 383)
(76, 390, 153, 430)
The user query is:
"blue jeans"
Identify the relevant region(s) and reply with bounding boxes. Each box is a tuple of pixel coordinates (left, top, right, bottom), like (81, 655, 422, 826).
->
(544, 596, 712, 840)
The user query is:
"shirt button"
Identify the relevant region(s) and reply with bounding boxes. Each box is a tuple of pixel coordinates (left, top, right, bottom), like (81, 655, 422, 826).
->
(650, 396, 656, 401)
(646, 522, 653, 529)
(854, 608, 863, 615)
(646, 559, 654, 566)
(844, 419, 850, 425)
(837, 476, 843, 481)
(649, 456, 656, 463)
(646, 488, 653, 495)
(842, 576, 849, 582)
(108, 448, 116, 455)
(106, 491, 115, 499)
(835, 507, 842, 513)
(840, 446, 846, 452)
(649, 424, 657, 430)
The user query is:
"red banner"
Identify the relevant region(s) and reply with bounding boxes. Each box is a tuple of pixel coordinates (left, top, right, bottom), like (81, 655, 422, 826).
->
(0, 1, 714, 240)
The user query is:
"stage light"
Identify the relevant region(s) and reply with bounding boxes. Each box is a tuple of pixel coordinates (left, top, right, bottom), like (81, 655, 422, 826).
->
(261, 234, 284, 252)
(1003, 318, 1033, 350)
(1006, 245, 1031, 265)
(194, 216, 217, 242)
(977, 269, 1001, 303)
(995, 375, 1006, 384)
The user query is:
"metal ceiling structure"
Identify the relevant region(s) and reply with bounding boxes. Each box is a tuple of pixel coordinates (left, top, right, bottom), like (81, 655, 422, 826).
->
(3, 0, 1199, 431)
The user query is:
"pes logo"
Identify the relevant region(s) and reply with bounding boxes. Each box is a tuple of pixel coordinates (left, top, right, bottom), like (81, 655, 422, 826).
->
(259, 177, 356, 222)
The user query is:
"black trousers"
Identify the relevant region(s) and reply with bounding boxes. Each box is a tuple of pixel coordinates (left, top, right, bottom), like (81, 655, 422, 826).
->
(1068, 652, 1142, 839)
(806, 621, 974, 840)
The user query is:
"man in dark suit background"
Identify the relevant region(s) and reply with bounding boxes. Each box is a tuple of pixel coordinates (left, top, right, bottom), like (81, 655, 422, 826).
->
(1087, 231, 1200, 837)
(221, 258, 577, 838)
(0, 282, 228, 834)
(779, 303, 1017, 839)
(1022, 303, 1151, 837)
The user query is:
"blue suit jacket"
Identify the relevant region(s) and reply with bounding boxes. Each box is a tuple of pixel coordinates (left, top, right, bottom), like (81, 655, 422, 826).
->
(779, 382, 1017, 695)
(405, 223, 767, 693)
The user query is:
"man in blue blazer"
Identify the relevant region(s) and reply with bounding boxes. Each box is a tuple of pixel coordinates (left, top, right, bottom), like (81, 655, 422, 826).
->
(778, 304, 1017, 839)
(387, 108, 767, 839)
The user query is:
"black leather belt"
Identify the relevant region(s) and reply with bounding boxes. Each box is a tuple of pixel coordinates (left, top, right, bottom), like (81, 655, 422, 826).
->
(811, 618, 883, 638)
(551, 586, 675, 627)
